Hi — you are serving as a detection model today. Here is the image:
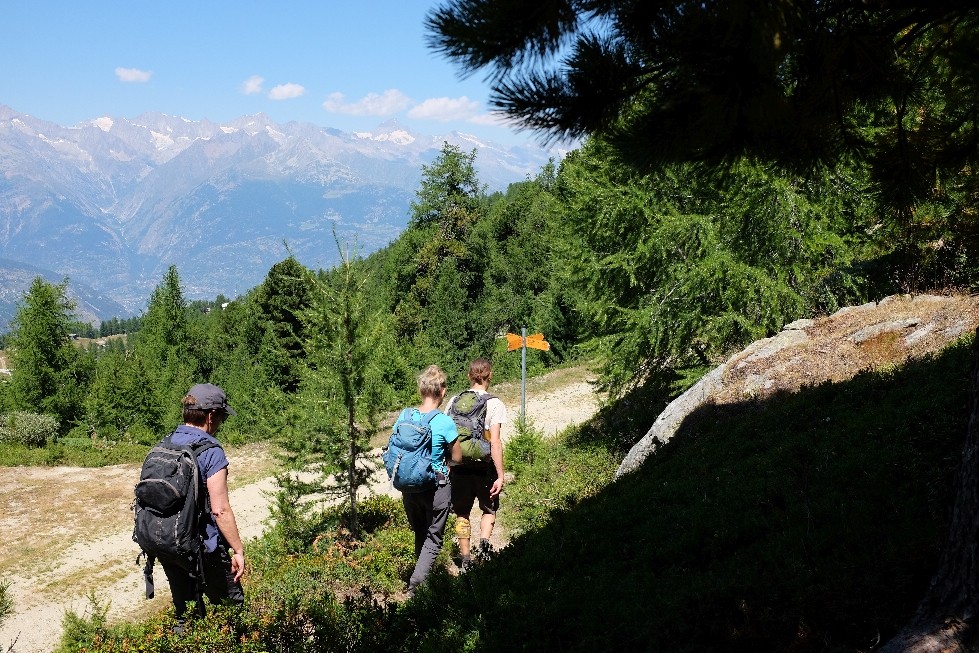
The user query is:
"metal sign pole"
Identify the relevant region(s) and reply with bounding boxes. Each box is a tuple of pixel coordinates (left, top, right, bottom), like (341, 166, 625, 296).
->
(521, 326, 527, 421)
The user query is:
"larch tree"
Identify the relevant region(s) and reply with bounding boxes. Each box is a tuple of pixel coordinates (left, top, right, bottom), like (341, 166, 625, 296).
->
(392, 142, 487, 354)
(276, 243, 395, 540)
(253, 257, 315, 394)
(427, 2, 979, 651)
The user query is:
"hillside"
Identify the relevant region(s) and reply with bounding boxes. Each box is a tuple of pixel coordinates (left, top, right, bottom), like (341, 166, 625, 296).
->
(443, 294, 979, 652)
(3, 295, 977, 652)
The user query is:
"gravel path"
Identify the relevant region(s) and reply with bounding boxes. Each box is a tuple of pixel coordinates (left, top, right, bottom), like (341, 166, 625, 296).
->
(0, 366, 600, 652)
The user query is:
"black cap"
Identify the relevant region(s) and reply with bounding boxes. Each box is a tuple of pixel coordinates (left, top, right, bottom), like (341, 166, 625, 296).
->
(184, 383, 236, 416)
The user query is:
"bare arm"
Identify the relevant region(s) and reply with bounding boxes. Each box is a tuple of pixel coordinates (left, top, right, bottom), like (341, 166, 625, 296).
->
(489, 423, 504, 497)
(450, 438, 463, 464)
(206, 468, 245, 581)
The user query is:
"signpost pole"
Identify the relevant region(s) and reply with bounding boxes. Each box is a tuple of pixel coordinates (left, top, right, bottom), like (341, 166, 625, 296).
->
(503, 330, 547, 428)
(521, 327, 527, 421)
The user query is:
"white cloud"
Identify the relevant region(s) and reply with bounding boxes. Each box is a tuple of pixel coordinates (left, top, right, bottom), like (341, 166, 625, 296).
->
(268, 83, 306, 100)
(322, 89, 412, 116)
(115, 67, 152, 83)
(241, 75, 264, 95)
(407, 96, 481, 122)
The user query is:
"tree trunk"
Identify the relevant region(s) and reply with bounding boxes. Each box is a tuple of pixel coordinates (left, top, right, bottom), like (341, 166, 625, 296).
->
(879, 329, 979, 652)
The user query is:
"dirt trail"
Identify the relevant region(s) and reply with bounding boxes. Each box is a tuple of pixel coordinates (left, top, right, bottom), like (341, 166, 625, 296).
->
(0, 366, 600, 653)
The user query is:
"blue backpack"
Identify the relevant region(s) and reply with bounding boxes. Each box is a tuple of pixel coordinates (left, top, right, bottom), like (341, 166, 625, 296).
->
(383, 409, 439, 493)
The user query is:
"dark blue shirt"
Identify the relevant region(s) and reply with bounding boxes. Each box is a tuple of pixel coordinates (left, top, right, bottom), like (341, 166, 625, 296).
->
(169, 425, 229, 553)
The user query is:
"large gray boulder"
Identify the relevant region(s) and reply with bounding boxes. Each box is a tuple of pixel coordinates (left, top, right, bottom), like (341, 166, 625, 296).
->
(615, 294, 979, 479)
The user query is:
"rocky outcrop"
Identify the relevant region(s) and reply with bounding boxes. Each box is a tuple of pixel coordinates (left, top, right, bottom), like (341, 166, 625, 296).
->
(615, 294, 979, 479)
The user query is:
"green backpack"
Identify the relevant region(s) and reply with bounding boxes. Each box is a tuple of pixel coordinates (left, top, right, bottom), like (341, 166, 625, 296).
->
(448, 390, 496, 463)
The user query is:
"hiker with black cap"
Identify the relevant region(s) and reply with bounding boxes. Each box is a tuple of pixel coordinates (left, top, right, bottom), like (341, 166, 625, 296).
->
(156, 383, 244, 631)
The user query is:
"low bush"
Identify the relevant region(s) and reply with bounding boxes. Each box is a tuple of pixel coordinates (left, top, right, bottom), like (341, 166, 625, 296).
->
(0, 579, 12, 629)
(0, 439, 148, 466)
(55, 592, 108, 653)
(0, 411, 59, 447)
(503, 423, 618, 536)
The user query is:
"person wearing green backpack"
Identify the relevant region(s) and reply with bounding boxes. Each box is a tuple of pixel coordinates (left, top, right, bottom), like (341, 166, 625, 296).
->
(447, 358, 507, 571)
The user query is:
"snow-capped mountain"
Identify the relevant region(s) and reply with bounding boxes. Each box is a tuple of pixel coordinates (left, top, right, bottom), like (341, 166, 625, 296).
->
(0, 105, 562, 325)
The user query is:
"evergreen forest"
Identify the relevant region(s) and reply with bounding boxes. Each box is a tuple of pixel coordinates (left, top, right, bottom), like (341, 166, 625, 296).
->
(3, 2, 979, 652)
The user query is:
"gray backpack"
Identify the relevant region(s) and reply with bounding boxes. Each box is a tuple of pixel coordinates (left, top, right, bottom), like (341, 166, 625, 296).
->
(132, 437, 220, 609)
(448, 390, 496, 463)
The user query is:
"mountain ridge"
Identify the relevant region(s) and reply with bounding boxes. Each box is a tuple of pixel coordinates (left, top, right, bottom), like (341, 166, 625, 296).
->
(0, 104, 562, 326)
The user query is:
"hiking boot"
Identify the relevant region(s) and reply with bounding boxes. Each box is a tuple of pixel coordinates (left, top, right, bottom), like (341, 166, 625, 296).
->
(171, 618, 187, 635)
(473, 538, 493, 562)
(458, 556, 472, 573)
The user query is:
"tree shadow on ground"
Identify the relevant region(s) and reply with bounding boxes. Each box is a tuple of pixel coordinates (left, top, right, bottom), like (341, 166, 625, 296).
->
(421, 340, 972, 653)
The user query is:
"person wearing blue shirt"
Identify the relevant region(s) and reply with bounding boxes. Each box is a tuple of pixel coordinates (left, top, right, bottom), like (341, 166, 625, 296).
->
(398, 365, 461, 595)
(161, 383, 245, 631)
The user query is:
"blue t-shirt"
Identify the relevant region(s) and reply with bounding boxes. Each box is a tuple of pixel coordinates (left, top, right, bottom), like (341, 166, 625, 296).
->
(395, 408, 458, 476)
(169, 425, 229, 553)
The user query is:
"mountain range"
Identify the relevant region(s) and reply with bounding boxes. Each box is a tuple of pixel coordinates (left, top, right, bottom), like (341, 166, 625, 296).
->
(0, 104, 563, 328)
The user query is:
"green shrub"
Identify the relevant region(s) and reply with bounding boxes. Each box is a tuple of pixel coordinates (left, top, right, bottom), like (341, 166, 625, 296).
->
(55, 592, 108, 653)
(0, 440, 147, 467)
(504, 425, 618, 536)
(127, 423, 161, 445)
(252, 492, 416, 600)
(59, 437, 93, 449)
(0, 411, 60, 447)
(0, 579, 12, 629)
(504, 416, 546, 473)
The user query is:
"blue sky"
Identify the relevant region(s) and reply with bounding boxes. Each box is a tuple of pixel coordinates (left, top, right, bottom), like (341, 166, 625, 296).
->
(0, 1, 541, 146)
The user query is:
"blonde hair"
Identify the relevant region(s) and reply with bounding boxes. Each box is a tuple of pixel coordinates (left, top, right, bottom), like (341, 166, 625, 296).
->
(468, 358, 492, 385)
(417, 365, 447, 399)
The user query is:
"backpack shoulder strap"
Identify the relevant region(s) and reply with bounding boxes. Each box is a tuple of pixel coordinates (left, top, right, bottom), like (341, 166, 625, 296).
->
(191, 440, 222, 456)
(392, 408, 412, 427)
(157, 436, 222, 457)
(471, 392, 495, 412)
(420, 409, 440, 426)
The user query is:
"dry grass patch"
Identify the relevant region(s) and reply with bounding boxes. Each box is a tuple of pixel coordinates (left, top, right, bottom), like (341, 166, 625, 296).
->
(0, 464, 136, 575)
(227, 442, 279, 489)
(716, 294, 979, 406)
(0, 442, 279, 577)
(42, 558, 131, 597)
(492, 363, 599, 406)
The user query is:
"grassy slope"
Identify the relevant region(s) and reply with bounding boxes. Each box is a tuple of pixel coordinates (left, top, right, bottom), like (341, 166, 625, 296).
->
(410, 339, 971, 653)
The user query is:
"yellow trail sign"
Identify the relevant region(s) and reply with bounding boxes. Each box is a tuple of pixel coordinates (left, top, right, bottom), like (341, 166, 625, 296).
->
(505, 332, 550, 351)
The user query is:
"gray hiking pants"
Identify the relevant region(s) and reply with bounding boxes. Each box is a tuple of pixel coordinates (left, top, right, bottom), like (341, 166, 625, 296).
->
(403, 480, 452, 590)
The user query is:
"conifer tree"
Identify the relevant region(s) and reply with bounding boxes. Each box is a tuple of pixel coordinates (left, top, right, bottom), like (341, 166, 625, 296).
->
(392, 143, 486, 342)
(276, 244, 396, 538)
(131, 265, 194, 422)
(84, 349, 162, 441)
(6, 277, 89, 428)
(253, 257, 314, 394)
